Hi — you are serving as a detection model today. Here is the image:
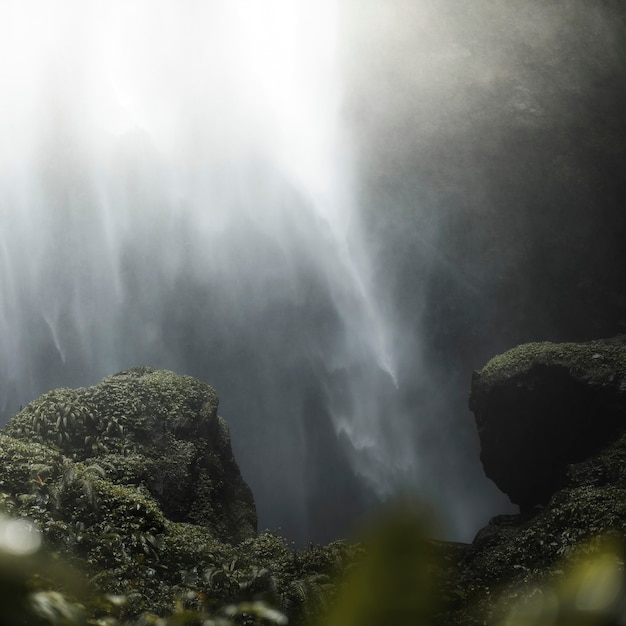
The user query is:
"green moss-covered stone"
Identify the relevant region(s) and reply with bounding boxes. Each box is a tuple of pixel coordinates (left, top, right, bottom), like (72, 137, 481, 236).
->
(445, 337, 626, 625)
(4, 367, 256, 543)
(470, 337, 626, 507)
(0, 371, 363, 624)
(477, 337, 626, 388)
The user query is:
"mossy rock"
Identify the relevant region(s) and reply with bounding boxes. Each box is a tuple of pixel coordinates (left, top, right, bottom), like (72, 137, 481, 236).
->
(4, 367, 256, 543)
(0, 432, 354, 623)
(448, 337, 626, 624)
(446, 479, 626, 625)
(470, 337, 626, 507)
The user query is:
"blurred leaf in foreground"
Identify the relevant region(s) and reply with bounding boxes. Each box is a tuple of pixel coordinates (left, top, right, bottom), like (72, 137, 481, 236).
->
(322, 498, 440, 626)
(500, 536, 626, 626)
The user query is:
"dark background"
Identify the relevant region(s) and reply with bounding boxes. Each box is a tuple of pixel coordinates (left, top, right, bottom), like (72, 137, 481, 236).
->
(338, 0, 626, 538)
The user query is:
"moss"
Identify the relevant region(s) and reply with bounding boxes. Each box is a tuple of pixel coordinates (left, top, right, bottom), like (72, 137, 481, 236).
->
(0, 369, 359, 622)
(471, 337, 626, 508)
(478, 339, 626, 389)
(4, 367, 256, 542)
(95, 452, 157, 486)
(455, 338, 626, 623)
(0, 435, 64, 491)
(450, 476, 626, 624)
(4, 367, 220, 460)
(567, 432, 626, 487)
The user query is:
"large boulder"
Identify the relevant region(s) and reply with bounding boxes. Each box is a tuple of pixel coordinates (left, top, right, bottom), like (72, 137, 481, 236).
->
(433, 338, 626, 625)
(4, 366, 256, 543)
(469, 337, 626, 508)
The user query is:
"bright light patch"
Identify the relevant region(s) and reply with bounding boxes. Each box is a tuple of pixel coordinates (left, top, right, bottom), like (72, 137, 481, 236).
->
(0, 516, 42, 555)
(575, 552, 623, 612)
(0, 0, 349, 235)
(0, 0, 401, 505)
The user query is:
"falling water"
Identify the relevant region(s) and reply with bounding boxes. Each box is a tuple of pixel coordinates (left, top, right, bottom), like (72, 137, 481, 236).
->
(0, 0, 418, 542)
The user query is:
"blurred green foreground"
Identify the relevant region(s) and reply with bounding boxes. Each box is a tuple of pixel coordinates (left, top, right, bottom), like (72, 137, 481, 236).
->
(1, 501, 625, 626)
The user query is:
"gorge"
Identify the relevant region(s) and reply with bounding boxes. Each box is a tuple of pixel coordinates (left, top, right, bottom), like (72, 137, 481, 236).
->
(1, 0, 625, 544)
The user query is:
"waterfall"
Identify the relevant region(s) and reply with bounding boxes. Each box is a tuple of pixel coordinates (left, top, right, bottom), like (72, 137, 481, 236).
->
(0, 0, 415, 542)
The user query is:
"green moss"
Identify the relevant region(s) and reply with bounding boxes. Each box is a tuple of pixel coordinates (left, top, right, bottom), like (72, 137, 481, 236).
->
(451, 477, 626, 625)
(0, 369, 352, 621)
(0, 435, 65, 503)
(478, 339, 626, 388)
(95, 452, 157, 486)
(456, 338, 626, 623)
(4, 367, 220, 460)
(4, 367, 256, 542)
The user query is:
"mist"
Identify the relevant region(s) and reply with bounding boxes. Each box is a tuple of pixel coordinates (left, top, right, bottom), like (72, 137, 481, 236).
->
(1, 0, 625, 544)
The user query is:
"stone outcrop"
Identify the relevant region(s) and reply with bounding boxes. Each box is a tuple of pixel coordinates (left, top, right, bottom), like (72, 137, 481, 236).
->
(4, 366, 256, 543)
(469, 337, 626, 508)
(447, 337, 626, 625)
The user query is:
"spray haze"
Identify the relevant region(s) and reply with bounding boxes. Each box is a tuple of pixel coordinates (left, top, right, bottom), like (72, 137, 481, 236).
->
(0, 0, 409, 543)
(2, 0, 626, 542)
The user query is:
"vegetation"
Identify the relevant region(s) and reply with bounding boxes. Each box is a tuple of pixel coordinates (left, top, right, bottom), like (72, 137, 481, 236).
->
(0, 432, 363, 625)
(0, 367, 368, 624)
(0, 502, 625, 626)
(0, 430, 622, 625)
(4, 367, 256, 543)
(2, 353, 626, 625)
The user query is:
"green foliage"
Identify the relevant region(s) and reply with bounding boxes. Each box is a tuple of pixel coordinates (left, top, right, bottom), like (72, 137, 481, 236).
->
(3, 367, 257, 544)
(493, 537, 626, 626)
(0, 489, 625, 626)
(0, 515, 289, 626)
(2, 368, 219, 462)
(320, 501, 439, 626)
(0, 429, 352, 622)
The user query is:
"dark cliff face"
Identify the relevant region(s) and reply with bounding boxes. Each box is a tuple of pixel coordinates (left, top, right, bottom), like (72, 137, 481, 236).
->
(3, 366, 257, 543)
(347, 0, 626, 351)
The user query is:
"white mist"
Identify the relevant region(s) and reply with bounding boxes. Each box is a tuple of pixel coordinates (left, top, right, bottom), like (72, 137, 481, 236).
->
(0, 0, 415, 541)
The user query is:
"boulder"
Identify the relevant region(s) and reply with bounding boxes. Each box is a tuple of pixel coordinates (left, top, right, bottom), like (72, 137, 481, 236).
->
(469, 337, 626, 508)
(428, 338, 626, 625)
(4, 366, 257, 543)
